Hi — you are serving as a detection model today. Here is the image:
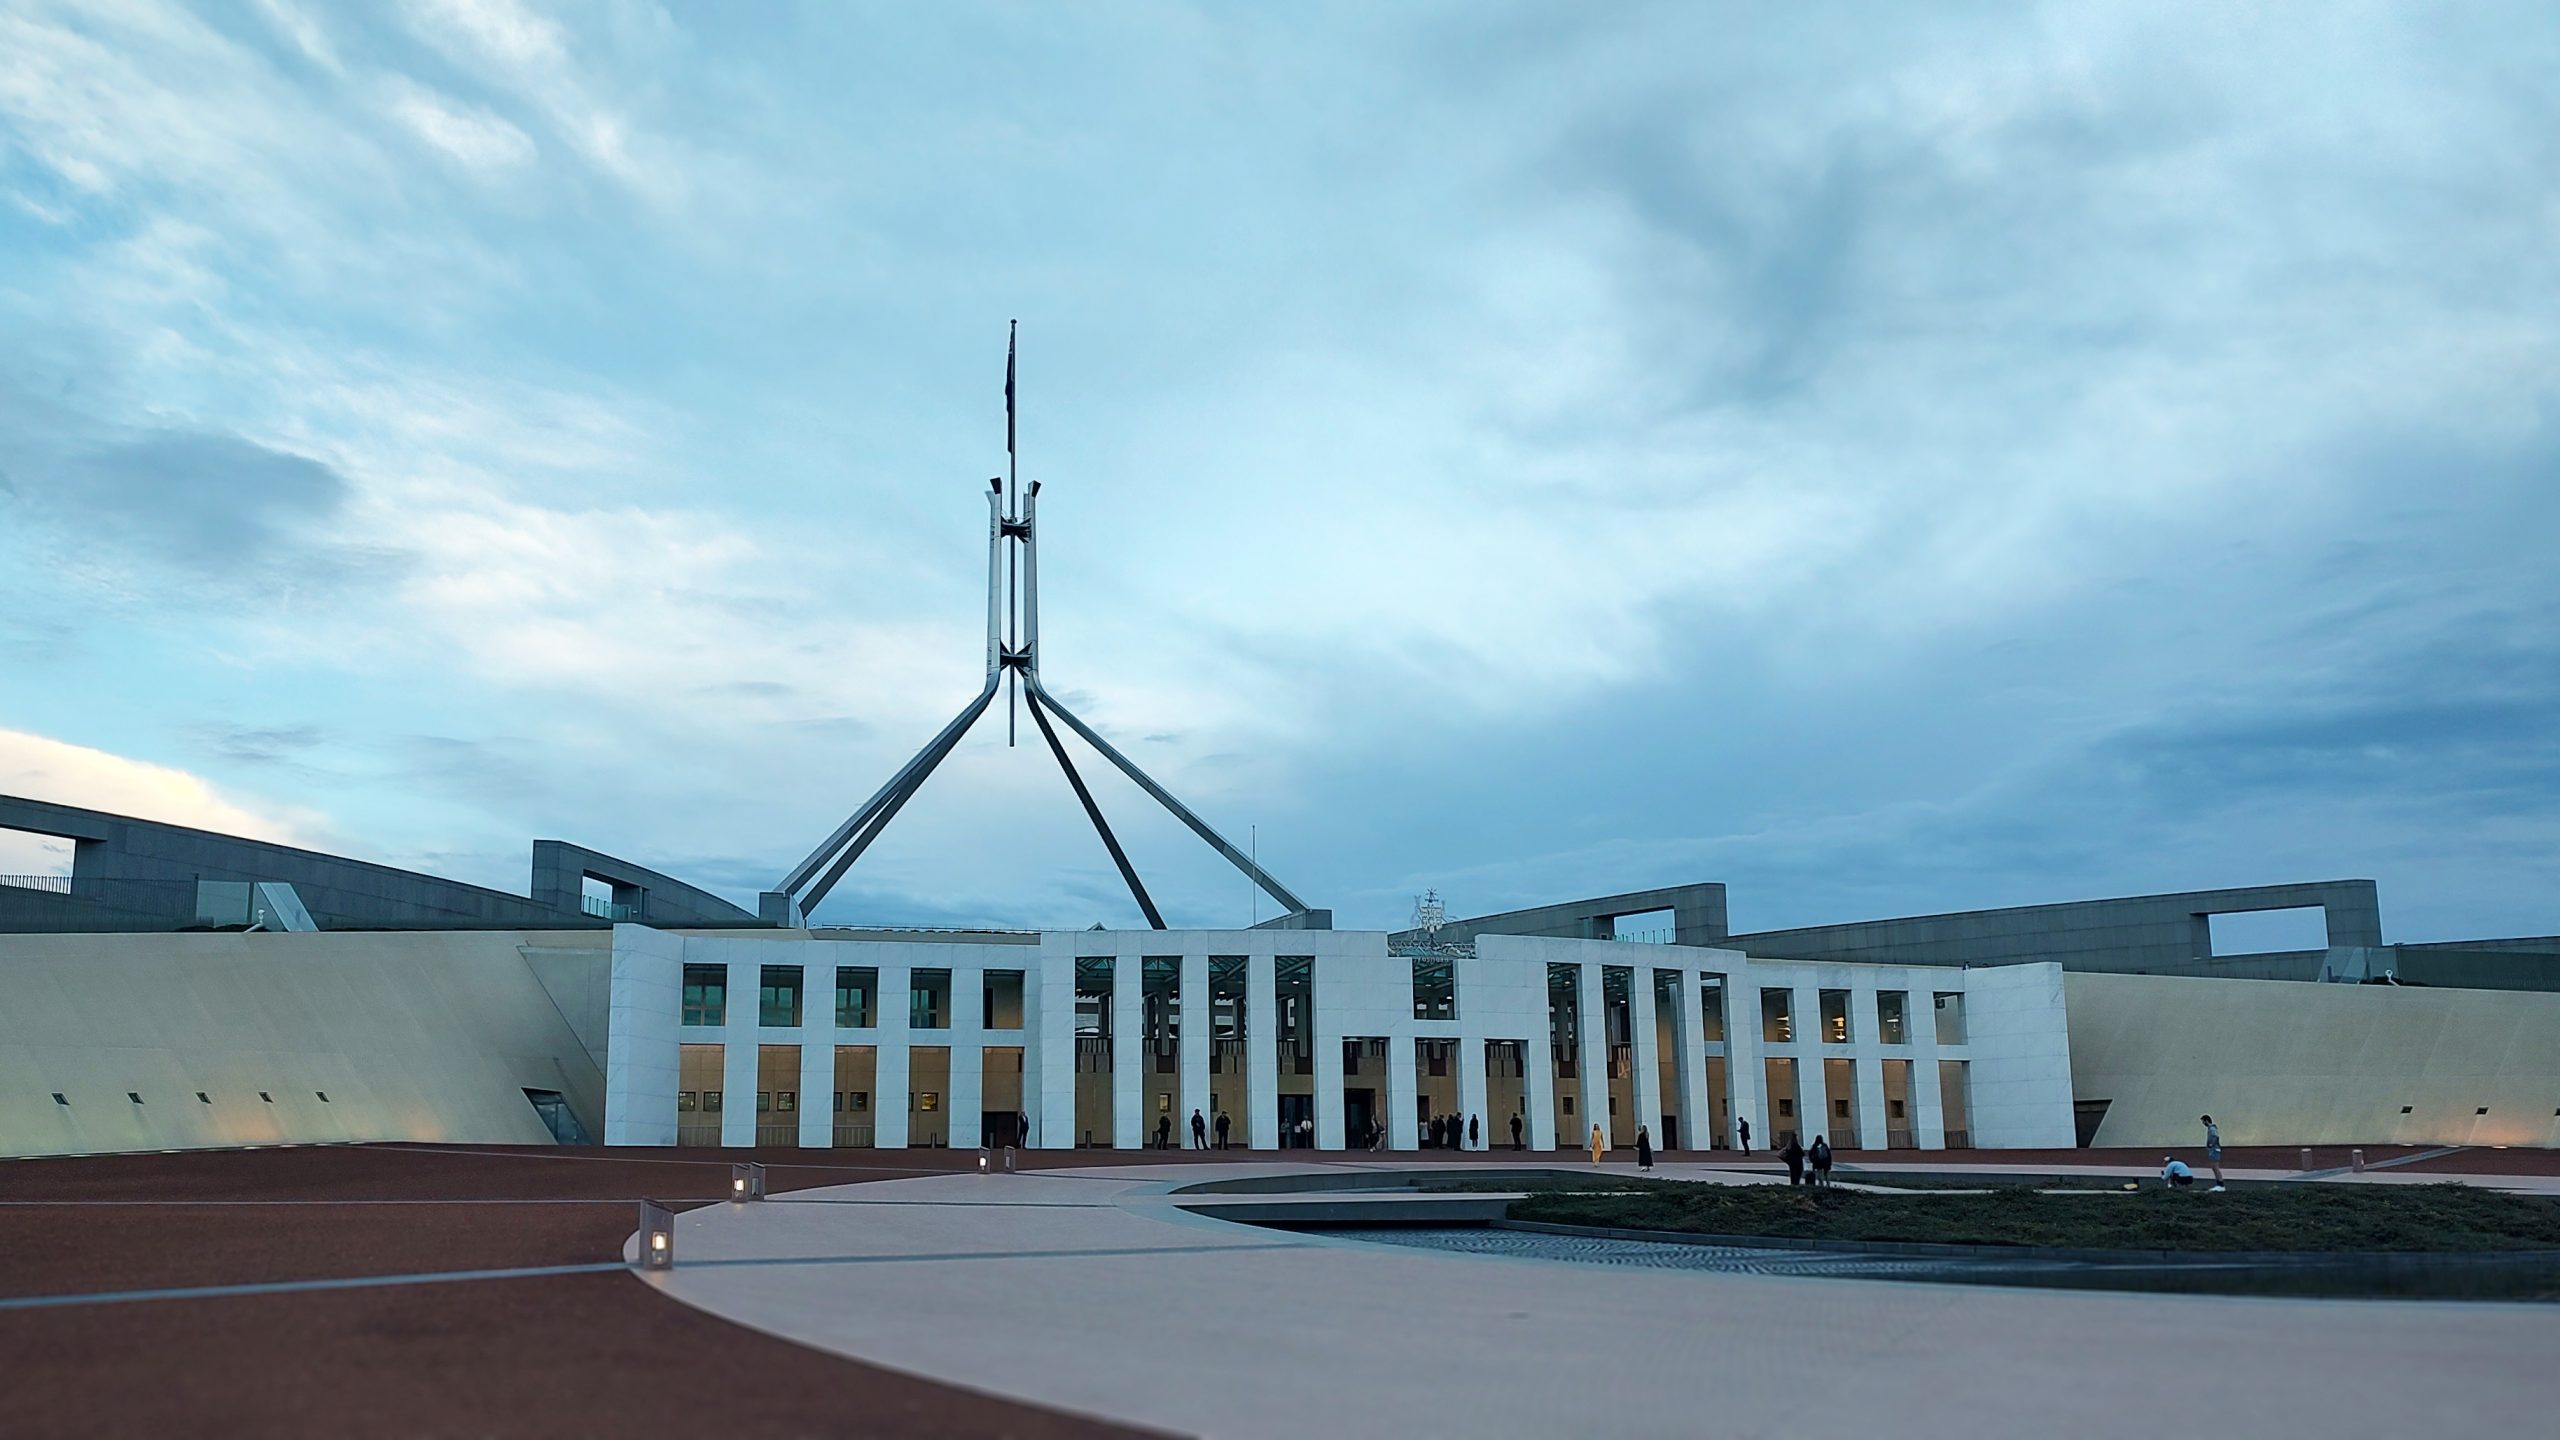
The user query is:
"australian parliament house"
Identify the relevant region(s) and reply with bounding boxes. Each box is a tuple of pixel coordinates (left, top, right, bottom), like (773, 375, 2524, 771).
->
(7, 337, 2560, 1163)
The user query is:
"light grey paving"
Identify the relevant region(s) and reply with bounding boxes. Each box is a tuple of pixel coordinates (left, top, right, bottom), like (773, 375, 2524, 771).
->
(646, 1162, 2560, 1440)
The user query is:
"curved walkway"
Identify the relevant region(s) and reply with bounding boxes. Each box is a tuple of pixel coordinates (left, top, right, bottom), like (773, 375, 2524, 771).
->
(642, 1160, 2552, 1439)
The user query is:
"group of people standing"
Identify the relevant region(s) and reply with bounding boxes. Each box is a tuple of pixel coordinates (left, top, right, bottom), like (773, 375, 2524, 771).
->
(1156, 1109, 1237, 1149)
(1780, 1134, 1834, 1186)
(1587, 1123, 1658, 1170)
(1423, 1113, 1480, 1149)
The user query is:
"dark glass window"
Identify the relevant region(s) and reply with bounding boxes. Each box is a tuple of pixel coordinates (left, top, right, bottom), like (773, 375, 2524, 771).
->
(759, 965, 803, 1027)
(1411, 959, 1456, 1020)
(909, 969, 951, 1029)
(682, 964, 727, 1026)
(835, 966, 877, 1028)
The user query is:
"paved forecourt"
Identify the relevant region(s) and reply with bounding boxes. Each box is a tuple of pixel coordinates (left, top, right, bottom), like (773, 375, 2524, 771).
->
(642, 1159, 2554, 1440)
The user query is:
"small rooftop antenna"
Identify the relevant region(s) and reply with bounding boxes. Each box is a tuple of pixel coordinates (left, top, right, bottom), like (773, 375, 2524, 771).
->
(762, 326, 1314, 931)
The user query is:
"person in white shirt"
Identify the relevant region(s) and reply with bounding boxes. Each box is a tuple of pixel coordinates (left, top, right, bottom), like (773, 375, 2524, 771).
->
(2162, 1157, 2195, 1188)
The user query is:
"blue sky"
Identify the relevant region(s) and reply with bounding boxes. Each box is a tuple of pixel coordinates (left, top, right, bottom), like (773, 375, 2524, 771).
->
(2, 0, 2555, 941)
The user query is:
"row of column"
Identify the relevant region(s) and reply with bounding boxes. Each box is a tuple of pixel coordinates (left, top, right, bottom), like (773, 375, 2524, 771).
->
(694, 953, 1959, 1153)
(709, 958, 1008, 1150)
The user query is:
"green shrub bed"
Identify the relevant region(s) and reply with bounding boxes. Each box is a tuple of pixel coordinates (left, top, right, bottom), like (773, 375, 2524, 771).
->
(1506, 1180, 2560, 1253)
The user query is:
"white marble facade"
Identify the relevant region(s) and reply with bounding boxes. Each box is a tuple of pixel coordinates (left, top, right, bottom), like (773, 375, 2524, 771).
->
(603, 925, 2077, 1152)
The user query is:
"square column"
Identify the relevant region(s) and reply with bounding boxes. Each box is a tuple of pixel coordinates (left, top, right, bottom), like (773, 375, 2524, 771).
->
(1034, 943, 1076, 1148)
(1792, 983, 1828, 1148)
(1723, 964, 1764, 1151)
(797, 1027, 835, 1149)
(1914, 990, 1948, 1148)
(1179, 951, 1211, 1145)
(1385, 1037, 1420, 1151)
(1247, 953, 1279, 1149)
(874, 961, 911, 1148)
(1111, 953, 1144, 1149)
(1456, 1040, 1489, 1151)
(1312, 1025, 1345, 1152)
(1574, 963, 1607, 1149)
(1674, 970, 1711, 1152)
(1525, 1029, 1557, 1151)
(719, 979, 759, 1148)
(1629, 964, 1664, 1149)
(1850, 984, 1889, 1153)
(949, 965, 985, 1150)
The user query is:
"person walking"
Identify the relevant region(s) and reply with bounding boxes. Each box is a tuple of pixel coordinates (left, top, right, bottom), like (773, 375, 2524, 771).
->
(1588, 1123, 1608, 1165)
(1509, 1112, 1524, 1150)
(1635, 1124, 1654, 1171)
(1809, 1134, 1833, 1188)
(1214, 1111, 1231, 1149)
(2201, 1115, 2226, 1191)
(1782, 1134, 1806, 1186)
(1154, 1113, 1172, 1150)
(1468, 1115, 1480, 1151)
(1189, 1109, 1207, 1151)
(1738, 1118, 1752, 1155)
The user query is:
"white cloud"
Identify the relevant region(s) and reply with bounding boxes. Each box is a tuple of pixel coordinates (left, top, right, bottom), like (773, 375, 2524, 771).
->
(386, 79, 537, 173)
(249, 0, 344, 74)
(0, 727, 323, 861)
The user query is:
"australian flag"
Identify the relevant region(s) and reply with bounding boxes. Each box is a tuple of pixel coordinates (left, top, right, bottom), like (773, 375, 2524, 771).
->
(1004, 321, 1016, 457)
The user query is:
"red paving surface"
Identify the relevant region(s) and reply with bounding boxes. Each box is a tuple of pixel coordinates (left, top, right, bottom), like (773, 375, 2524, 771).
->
(3, 1139, 2543, 1437)
(0, 1145, 1166, 1440)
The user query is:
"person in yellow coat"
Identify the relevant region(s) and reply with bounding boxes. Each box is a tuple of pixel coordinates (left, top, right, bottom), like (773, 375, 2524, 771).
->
(1588, 1123, 1608, 1164)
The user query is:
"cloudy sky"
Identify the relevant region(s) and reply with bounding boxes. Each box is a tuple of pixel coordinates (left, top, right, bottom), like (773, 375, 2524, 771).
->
(1, 0, 2554, 942)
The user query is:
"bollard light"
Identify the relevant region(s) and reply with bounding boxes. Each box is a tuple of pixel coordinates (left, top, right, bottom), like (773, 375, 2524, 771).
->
(639, 1199, 676, 1270)
(1004, 1145, 1018, 1173)
(730, 1161, 767, 1201)
(2298, 1146, 2313, 1172)
(978, 1149, 989, 1173)
(2351, 1148, 2366, 1172)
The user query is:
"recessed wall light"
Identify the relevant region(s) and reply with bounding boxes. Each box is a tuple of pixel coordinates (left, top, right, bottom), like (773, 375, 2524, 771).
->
(259, 1092, 273, 1103)
(51, 1092, 67, 1106)
(2399, 1105, 2413, 1114)
(2475, 1107, 2489, 1116)
(316, 1091, 330, 1102)
(197, 1092, 211, 1104)
(127, 1092, 143, 1104)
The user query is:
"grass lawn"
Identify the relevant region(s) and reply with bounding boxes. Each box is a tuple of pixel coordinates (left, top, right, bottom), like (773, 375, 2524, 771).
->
(1504, 1180, 2560, 1253)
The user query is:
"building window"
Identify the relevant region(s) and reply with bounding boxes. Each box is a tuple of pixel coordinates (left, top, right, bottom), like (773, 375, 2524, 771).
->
(1876, 991, 1909, 1045)
(682, 964, 727, 1026)
(1411, 959, 1456, 1021)
(678, 1091, 698, 1112)
(759, 966, 803, 1027)
(1700, 979, 1725, 1042)
(983, 970, 1025, 1028)
(835, 966, 876, 1028)
(1933, 992, 1967, 1045)
(777, 1091, 797, 1113)
(910, 969, 951, 1029)
(704, 1091, 723, 1112)
(1818, 989, 1852, 1044)
(1760, 988, 1794, 1044)
(917, 1091, 940, 1113)
(756, 1091, 772, 1113)
(847, 1091, 868, 1113)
